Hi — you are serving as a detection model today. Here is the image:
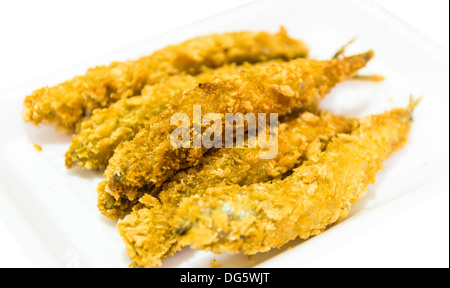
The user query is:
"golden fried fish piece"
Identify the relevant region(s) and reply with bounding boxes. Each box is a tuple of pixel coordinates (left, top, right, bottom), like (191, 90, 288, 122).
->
(101, 51, 374, 203)
(65, 61, 283, 170)
(173, 102, 416, 255)
(23, 27, 308, 132)
(115, 111, 357, 267)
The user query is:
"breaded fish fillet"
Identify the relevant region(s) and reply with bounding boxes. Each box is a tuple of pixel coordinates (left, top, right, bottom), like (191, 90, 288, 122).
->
(100, 51, 374, 203)
(173, 103, 416, 255)
(65, 61, 283, 170)
(116, 111, 357, 267)
(103, 110, 356, 219)
(23, 27, 309, 132)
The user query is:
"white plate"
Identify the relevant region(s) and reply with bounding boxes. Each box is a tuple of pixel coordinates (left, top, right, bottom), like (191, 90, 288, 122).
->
(0, 0, 448, 268)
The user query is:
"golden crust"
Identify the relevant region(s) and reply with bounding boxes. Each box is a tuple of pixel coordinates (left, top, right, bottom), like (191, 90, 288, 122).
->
(101, 51, 374, 203)
(19, 26, 418, 269)
(65, 61, 283, 170)
(115, 111, 357, 267)
(22, 28, 309, 132)
(174, 106, 413, 254)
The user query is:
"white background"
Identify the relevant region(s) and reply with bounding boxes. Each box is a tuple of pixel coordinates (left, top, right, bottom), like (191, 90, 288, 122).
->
(0, 0, 448, 268)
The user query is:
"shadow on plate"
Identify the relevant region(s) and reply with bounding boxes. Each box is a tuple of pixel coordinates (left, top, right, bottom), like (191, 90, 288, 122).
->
(160, 238, 307, 268)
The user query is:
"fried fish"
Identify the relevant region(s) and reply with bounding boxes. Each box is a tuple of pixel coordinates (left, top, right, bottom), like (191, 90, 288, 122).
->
(23, 27, 308, 132)
(116, 111, 357, 267)
(65, 61, 284, 170)
(100, 51, 374, 205)
(174, 102, 416, 255)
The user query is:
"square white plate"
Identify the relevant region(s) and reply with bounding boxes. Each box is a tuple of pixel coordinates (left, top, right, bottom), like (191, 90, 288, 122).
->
(0, 0, 448, 268)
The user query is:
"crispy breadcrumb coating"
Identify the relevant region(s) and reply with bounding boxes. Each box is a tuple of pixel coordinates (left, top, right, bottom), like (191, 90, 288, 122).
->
(115, 111, 357, 267)
(22, 27, 308, 132)
(158, 111, 356, 206)
(173, 103, 416, 255)
(19, 24, 416, 270)
(65, 61, 283, 170)
(101, 51, 374, 203)
(33, 143, 42, 152)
